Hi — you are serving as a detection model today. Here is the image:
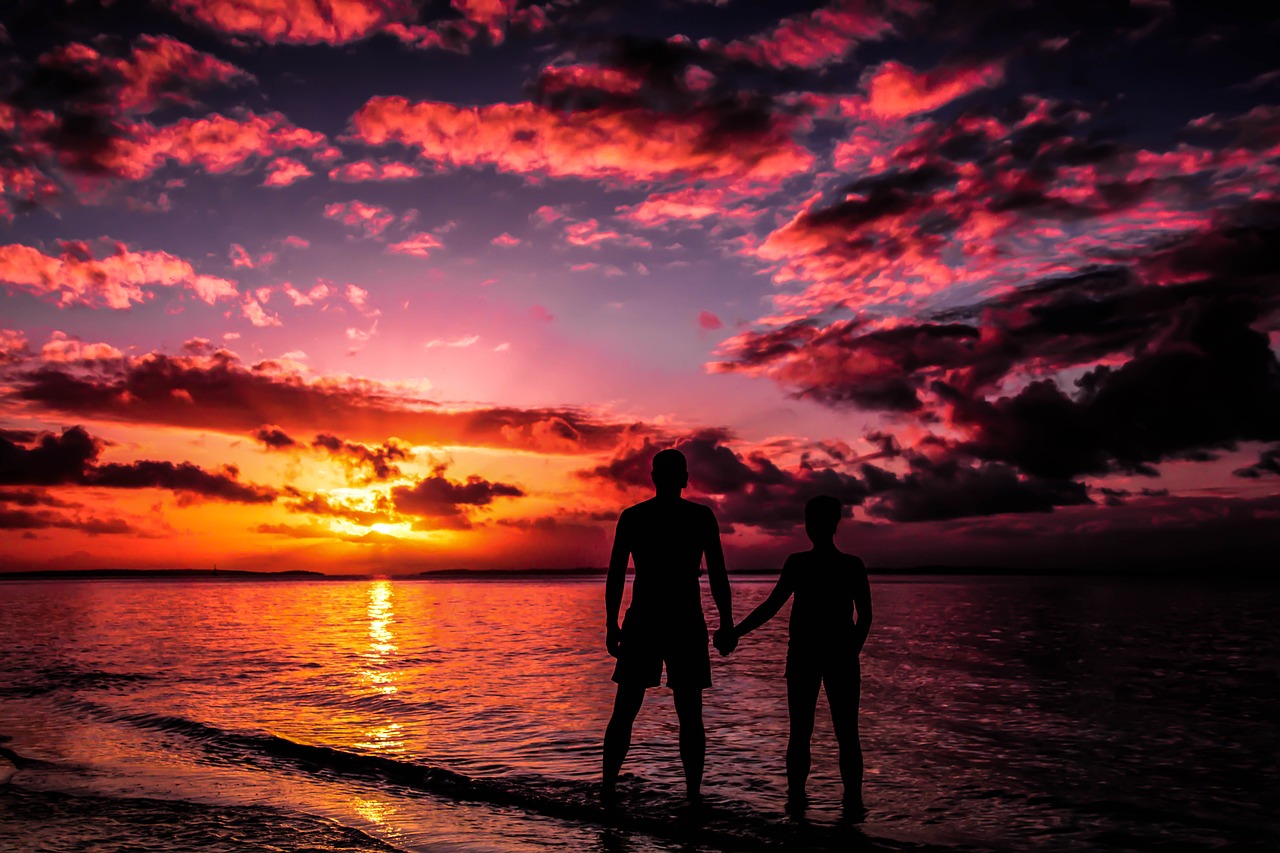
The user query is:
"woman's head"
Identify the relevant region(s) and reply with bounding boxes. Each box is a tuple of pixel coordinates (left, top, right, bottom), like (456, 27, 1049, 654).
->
(804, 495, 842, 541)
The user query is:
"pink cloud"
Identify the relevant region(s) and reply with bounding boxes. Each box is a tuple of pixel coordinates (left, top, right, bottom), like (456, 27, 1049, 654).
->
(863, 60, 1005, 119)
(38, 35, 250, 115)
(324, 200, 396, 237)
(717, 0, 906, 70)
(351, 96, 814, 187)
(0, 239, 238, 309)
(160, 0, 418, 45)
(387, 232, 443, 257)
(530, 304, 553, 322)
(698, 310, 724, 331)
(563, 218, 651, 249)
(536, 64, 645, 97)
(264, 157, 315, 187)
(617, 186, 761, 227)
(282, 235, 311, 249)
(40, 331, 124, 363)
(102, 112, 328, 181)
(491, 233, 520, 247)
(329, 159, 424, 182)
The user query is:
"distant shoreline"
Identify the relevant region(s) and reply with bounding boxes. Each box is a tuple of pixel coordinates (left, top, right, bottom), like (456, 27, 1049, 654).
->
(0, 565, 1271, 581)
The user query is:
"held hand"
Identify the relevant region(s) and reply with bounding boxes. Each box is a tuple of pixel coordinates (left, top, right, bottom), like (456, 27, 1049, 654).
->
(713, 626, 738, 656)
(606, 623, 623, 658)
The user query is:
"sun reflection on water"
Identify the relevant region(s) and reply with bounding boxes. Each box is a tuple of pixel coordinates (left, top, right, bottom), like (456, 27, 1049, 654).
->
(355, 581, 405, 754)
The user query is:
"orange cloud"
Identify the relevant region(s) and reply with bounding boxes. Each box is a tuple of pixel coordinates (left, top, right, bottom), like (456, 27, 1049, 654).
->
(264, 157, 315, 186)
(616, 186, 761, 227)
(329, 159, 423, 182)
(324, 200, 396, 237)
(718, 0, 904, 69)
(104, 112, 328, 181)
(0, 239, 238, 309)
(387, 232, 443, 257)
(160, 0, 418, 45)
(864, 60, 1005, 119)
(350, 96, 814, 186)
(8, 346, 653, 453)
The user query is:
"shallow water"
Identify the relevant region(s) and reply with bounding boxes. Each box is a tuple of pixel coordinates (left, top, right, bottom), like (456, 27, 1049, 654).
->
(0, 576, 1276, 852)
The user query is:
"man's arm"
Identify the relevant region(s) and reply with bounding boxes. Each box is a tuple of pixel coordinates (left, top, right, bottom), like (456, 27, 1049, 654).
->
(604, 511, 630, 657)
(852, 557, 873, 654)
(703, 507, 732, 634)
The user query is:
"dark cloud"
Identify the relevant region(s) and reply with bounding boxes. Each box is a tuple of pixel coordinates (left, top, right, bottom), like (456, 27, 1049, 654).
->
(865, 459, 1090, 522)
(8, 347, 646, 452)
(943, 294, 1280, 479)
(1233, 445, 1280, 479)
(312, 433, 409, 481)
(0, 425, 274, 502)
(0, 507, 137, 535)
(282, 489, 395, 526)
(252, 425, 296, 448)
(391, 466, 524, 527)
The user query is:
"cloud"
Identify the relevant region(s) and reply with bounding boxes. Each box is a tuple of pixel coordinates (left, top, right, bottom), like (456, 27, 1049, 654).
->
(0, 239, 238, 309)
(424, 335, 479, 348)
(490, 232, 520, 247)
(562, 218, 650, 249)
(716, 0, 907, 70)
(862, 60, 1005, 119)
(581, 429, 869, 533)
(159, 0, 419, 45)
(1233, 445, 1280, 478)
(0, 425, 274, 502)
(698, 310, 723, 330)
(616, 186, 761, 227)
(387, 232, 442, 257)
(350, 95, 814, 187)
(324, 200, 396, 237)
(864, 459, 1090, 522)
(391, 464, 523, 526)
(329, 159, 423, 182)
(264, 157, 314, 187)
(6, 346, 649, 453)
(98, 112, 329, 181)
(311, 433, 410, 481)
(252, 424, 297, 448)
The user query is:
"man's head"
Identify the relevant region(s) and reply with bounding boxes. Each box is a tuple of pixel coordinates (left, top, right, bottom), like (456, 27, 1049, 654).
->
(651, 448, 689, 495)
(804, 495, 842, 542)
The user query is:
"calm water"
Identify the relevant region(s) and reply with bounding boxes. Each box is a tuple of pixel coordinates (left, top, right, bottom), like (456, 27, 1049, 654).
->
(0, 576, 1276, 852)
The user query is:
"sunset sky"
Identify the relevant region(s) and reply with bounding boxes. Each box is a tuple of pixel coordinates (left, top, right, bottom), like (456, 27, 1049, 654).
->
(2, 0, 1278, 572)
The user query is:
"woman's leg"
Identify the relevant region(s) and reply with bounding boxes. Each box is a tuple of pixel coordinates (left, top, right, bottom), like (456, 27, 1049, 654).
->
(785, 668, 822, 798)
(825, 662, 863, 805)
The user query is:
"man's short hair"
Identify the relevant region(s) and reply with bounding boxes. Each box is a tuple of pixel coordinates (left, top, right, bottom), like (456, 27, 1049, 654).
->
(805, 495, 842, 530)
(652, 448, 688, 474)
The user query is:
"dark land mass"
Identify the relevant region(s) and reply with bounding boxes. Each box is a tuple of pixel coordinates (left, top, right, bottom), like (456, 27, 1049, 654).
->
(2, 565, 1271, 582)
(0, 568, 345, 581)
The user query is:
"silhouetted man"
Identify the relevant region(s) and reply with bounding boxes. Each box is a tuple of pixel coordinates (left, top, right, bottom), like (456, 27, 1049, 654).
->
(602, 448, 733, 803)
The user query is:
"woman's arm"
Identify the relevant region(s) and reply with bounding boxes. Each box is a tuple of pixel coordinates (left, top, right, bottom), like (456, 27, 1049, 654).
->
(734, 558, 796, 639)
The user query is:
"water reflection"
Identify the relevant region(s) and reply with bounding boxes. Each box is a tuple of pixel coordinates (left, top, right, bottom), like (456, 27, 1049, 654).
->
(356, 581, 404, 755)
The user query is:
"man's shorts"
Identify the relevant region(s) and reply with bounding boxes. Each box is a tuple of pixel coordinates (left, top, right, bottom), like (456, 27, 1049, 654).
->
(611, 609, 711, 690)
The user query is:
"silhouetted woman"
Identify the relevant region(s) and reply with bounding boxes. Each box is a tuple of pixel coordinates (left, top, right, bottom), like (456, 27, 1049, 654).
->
(719, 495, 872, 812)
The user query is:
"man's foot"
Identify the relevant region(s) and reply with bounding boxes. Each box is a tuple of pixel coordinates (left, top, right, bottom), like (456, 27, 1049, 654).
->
(600, 779, 618, 808)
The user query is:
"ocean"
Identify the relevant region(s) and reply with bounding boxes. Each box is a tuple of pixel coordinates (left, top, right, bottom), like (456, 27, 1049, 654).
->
(0, 575, 1275, 852)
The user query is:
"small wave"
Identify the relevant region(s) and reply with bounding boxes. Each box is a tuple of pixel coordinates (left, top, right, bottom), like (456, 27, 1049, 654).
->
(111, 711, 923, 851)
(1, 665, 158, 700)
(0, 780, 407, 853)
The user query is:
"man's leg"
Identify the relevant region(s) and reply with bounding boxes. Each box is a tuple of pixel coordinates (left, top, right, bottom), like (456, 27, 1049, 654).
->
(825, 666, 864, 807)
(672, 687, 705, 799)
(602, 684, 646, 799)
(785, 669, 822, 800)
